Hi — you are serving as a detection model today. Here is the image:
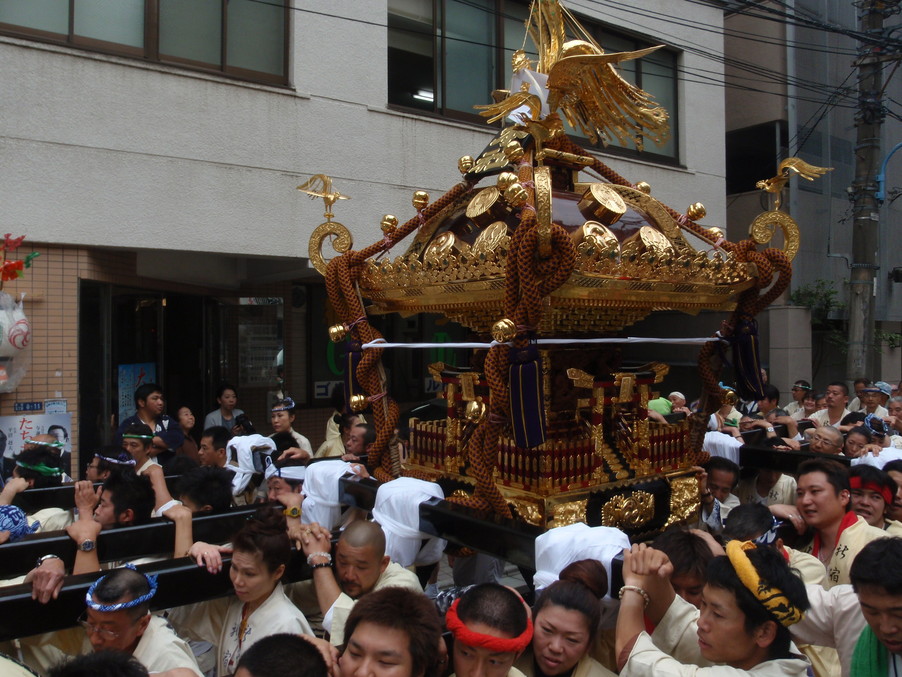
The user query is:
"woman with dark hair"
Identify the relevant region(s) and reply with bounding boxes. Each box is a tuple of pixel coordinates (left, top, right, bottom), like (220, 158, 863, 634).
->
(169, 506, 312, 675)
(203, 384, 244, 436)
(175, 406, 200, 463)
(516, 559, 615, 676)
(615, 542, 811, 675)
(844, 425, 873, 458)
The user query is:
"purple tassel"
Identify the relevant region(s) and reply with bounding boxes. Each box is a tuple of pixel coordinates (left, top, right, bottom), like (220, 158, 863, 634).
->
(732, 319, 765, 401)
(343, 342, 364, 414)
(508, 343, 547, 448)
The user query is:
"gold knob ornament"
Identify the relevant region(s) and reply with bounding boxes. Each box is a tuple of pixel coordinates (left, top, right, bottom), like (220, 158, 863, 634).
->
(635, 181, 651, 194)
(491, 318, 517, 343)
(380, 214, 398, 234)
(496, 171, 519, 191)
(458, 156, 475, 174)
(465, 397, 487, 424)
(412, 191, 429, 210)
(686, 203, 707, 221)
(504, 141, 525, 163)
(707, 226, 724, 240)
(504, 183, 529, 208)
(328, 324, 348, 342)
(349, 394, 369, 412)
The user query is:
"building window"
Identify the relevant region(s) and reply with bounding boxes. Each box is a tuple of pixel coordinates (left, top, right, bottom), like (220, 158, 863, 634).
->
(0, 0, 288, 85)
(387, 0, 679, 161)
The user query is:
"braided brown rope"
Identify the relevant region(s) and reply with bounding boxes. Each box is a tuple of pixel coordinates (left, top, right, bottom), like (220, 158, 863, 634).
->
(324, 182, 475, 482)
(446, 154, 578, 518)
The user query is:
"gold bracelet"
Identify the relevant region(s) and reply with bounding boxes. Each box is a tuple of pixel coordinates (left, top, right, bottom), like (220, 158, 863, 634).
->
(618, 585, 650, 609)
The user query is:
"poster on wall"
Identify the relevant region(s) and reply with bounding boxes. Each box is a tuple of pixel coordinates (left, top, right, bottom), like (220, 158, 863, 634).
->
(117, 363, 156, 425)
(0, 412, 72, 474)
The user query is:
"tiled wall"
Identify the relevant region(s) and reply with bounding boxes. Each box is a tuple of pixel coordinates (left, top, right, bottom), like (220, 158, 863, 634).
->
(0, 243, 337, 472)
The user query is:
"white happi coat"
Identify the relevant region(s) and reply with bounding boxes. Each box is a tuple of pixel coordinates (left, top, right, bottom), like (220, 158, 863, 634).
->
(13, 615, 202, 676)
(168, 583, 312, 676)
(621, 595, 810, 676)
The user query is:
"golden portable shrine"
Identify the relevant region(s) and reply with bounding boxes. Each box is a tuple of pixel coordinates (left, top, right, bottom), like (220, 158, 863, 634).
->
(305, 0, 829, 537)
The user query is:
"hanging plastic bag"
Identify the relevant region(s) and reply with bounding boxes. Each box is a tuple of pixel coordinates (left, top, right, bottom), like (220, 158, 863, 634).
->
(0, 293, 31, 392)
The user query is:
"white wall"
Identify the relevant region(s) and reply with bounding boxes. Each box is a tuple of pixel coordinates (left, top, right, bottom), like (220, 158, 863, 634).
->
(0, 0, 728, 279)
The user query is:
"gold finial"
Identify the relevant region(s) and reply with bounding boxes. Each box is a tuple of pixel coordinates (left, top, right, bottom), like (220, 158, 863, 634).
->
(707, 227, 724, 240)
(496, 171, 519, 191)
(297, 174, 350, 221)
(686, 203, 706, 221)
(412, 191, 429, 210)
(491, 318, 517, 343)
(458, 156, 475, 174)
(349, 394, 369, 412)
(380, 214, 398, 235)
(328, 324, 348, 342)
(635, 182, 651, 194)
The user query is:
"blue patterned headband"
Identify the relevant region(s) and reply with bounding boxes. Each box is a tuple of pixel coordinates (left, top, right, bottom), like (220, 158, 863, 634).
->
(94, 452, 136, 466)
(753, 515, 784, 546)
(271, 397, 296, 413)
(85, 564, 158, 612)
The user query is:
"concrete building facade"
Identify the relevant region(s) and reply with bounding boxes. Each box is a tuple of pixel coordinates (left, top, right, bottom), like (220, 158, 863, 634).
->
(725, 0, 902, 402)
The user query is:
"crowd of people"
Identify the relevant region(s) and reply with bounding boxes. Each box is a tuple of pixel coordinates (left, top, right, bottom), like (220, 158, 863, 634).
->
(0, 374, 900, 676)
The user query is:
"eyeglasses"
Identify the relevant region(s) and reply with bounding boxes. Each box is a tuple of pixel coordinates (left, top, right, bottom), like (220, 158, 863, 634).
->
(78, 612, 129, 640)
(808, 434, 839, 447)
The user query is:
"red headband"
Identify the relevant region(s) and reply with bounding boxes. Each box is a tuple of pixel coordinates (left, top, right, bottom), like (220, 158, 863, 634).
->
(850, 476, 894, 505)
(445, 598, 533, 654)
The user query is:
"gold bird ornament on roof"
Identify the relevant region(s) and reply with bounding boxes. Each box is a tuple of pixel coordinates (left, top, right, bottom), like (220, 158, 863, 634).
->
(297, 174, 350, 219)
(755, 158, 832, 208)
(475, 0, 670, 150)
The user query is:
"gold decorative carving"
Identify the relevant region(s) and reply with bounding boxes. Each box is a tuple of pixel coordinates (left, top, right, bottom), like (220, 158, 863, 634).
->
(551, 499, 588, 527)
(509, 499, 543, 527)
(424, 232, 457, 264)
(606, 185, 681, 240)
(467, 187, 508, 227)
(472, 222, 509, 255)
(534, 166, 553, 257)
(469, 127, 530, 176)
(748, 210, 800, 262)
(578, 184, 627, 225)
(567, 368, 595, 389)
(308, 221, 353, 276)
(664, 475, 700, 528)
(601, 491, 655, 528)
(459, 373, 478, 402)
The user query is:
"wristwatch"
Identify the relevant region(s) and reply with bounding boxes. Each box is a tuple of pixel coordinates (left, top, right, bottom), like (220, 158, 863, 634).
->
(283, 506, 301, 519)
(36, 553, 61, 569)
(78, 539, 96, 552)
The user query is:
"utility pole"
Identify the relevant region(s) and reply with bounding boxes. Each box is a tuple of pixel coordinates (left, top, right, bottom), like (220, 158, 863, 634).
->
(846, 0, 890, 381)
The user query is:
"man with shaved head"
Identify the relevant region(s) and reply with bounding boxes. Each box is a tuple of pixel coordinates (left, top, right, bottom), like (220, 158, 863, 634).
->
(298, 519, 422, 646)
(805, 425, 844, 455)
